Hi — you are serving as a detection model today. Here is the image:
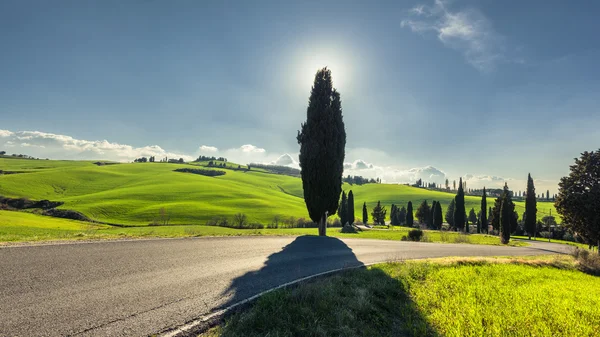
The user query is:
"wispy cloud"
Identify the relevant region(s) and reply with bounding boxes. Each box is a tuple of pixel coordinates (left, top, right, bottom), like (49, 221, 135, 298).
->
(401, 0, 507, 72)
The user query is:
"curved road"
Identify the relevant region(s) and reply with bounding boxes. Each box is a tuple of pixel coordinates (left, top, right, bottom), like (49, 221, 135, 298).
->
(0, 236, 572, 336)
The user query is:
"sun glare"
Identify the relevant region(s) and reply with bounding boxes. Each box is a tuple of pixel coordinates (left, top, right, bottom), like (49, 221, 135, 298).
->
(293, 47, 353, 92)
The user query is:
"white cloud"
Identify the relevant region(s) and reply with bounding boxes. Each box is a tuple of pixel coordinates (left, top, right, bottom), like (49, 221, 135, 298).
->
(0, 130, 14, 137)
(198, 145, 218, 153)
(0, 130, 193, 161)
(239, 144, 266, 154)
(271, 153, 298, 167)
(401, 0, 507, 71)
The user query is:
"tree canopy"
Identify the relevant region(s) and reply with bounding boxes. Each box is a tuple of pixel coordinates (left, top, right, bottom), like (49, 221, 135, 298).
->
(555, 150, 600, 251)
(297, 68, 346, 236)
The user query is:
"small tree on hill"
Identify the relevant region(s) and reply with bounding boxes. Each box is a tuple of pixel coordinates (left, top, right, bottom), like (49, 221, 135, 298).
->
(347, 190, 355, 225)
(406, 201, 414, 227)
(362, 202, 368, 224)
(454, 177, 466, 232)
(371, 201, 387, 226)
(445, 199, 455, 229)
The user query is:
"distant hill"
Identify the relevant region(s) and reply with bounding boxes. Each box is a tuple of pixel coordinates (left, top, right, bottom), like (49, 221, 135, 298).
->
(0, 158, 558, 225)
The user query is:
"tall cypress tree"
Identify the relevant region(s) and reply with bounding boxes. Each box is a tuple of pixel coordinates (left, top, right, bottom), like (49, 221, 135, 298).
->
(371, 201, 387, 226)
(347, 190, 355, 225)
(454, 177, 466, 232)
(525, 173, 537, 239)
(480, 187, 487, 234)
(362, 202, 368, 224)
(500, 185, 514, 244)
(297, 67, 346, 236)
(406, 201, 414, 227)
(339, 191, 348, 225)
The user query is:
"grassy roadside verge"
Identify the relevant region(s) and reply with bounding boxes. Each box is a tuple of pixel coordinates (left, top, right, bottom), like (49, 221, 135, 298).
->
(203, 255, 600, 337)
(511, 235, 588, 249)
(0, 210, 526, 246)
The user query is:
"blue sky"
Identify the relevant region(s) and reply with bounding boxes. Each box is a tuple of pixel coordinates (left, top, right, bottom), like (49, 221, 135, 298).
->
(1, 0, 599, 193)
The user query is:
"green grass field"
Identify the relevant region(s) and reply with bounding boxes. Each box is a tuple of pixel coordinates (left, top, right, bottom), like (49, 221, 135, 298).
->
(206, 256, 600, 337)
(0, 210, 527, 246)
(0, 158, 558, 226)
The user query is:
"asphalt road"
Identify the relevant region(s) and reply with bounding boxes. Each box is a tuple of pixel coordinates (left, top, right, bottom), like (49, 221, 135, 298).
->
(0, 236, 573, 336)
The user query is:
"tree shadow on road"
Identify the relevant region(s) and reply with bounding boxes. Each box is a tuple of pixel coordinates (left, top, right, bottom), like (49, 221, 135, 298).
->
(216, 235, 438, 336)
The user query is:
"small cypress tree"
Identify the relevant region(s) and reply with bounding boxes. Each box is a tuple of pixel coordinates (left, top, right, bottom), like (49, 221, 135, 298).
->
(500, 188, 513, 244)
(399, 206, 407, 226)
(362, 202, 368, 224)
(406, 201, 414, 227)
(339, 191, 348, 225)
(445, 199, 455, 229)
(433, 201, 443, 230)
(480, 187, 488, 234)
(371, 201, 387, 226)
(347, 190, 355, 225)
(454, 177, 466, 232)
(416, 200, 431, 226)
(468, 208, 477, 233)
(430, 201, 437, 228)
(391, 204, 400, 226)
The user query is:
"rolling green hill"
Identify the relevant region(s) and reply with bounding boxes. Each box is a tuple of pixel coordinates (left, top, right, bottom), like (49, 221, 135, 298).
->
(0, 158, 558, 226)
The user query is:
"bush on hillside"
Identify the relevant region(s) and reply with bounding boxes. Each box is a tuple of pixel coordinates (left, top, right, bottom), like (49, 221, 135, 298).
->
(407, 229, 424, 241)
(42, 208, 91, 221)
(174, 168, 226, 177)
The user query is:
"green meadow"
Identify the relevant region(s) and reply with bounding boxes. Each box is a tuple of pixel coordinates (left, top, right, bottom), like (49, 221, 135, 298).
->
(206, 256, 600, 337)
(0, 157, 558, 227)
(0, 210, 526, 246)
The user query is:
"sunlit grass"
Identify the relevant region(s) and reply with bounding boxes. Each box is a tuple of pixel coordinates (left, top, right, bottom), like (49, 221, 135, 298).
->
(206, 256, 600, 337)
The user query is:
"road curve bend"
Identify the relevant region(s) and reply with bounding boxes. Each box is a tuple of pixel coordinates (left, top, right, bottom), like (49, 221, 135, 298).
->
(0, 236, 572, 336)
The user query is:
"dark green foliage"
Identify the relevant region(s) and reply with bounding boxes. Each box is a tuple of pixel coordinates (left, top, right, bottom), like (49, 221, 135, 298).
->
(407, 229, 424, 241)
(432, 201, 443, 230)
(468, 208, 477, 227)
(390, 204, 400, 226)
(406, 201, 414, 227)
(339, 191, 348, 226)
(480, 187, 488, 234)
(555, 150, 600, 252)
(398, 206, 407, 226)
(525, 173, 537, 238)
(445, 199, 455, 229)
(371, 201, 387, 226)
(466, 208, 481, 233)
(362, 202, 368, 224)
(174, 168, 226, 177)
(454, 178, 466, 232)
(347, 190, 355, 225)
(415, 200, 431, 226)
(491, 184, 519, 234)
(430, 201, 437, 228)
(297, 68, 346, 235)
(500, 185, 514, 244)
